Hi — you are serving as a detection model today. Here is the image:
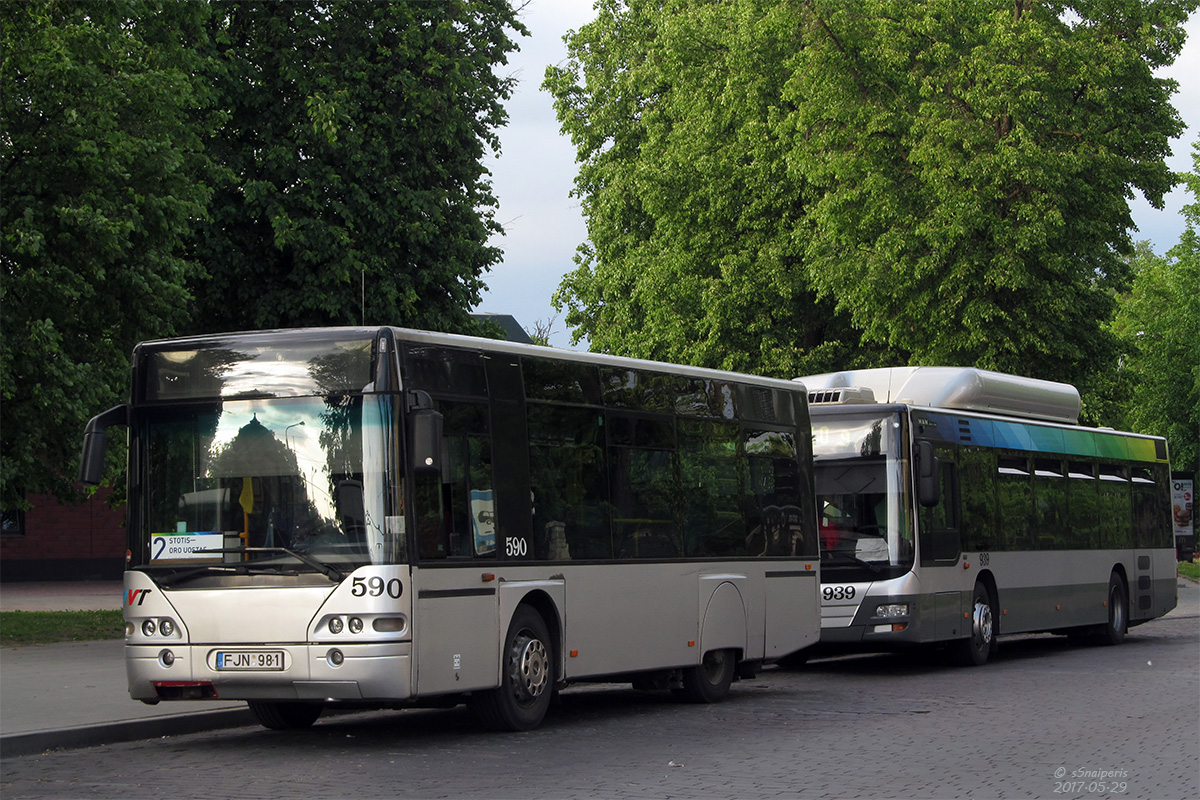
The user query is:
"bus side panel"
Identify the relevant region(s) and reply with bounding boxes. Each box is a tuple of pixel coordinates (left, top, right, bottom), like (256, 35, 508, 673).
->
(765, 570, 820, 658)
(1134, 548, 1179, 622)
(563, 564, 697, 679)
(413, 570, 500, 696)
(974, 551, 1120, 634)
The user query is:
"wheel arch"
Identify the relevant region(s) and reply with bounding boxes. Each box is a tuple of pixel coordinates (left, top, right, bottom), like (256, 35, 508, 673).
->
(974, 569, 999, 631)
(1110, 562, 1129, 592)
(507, 589, 563, 681)
(699, 580, 748, 661)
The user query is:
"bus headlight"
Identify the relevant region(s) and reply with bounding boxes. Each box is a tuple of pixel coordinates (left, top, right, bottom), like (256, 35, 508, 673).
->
(348, 617, 364, 634)
(876, 603, 909, 619)
(142, 619, 157, 636)
(159, 618, 175, 637)
(328, 617, 344, 634)
(328, 649, 344, 666)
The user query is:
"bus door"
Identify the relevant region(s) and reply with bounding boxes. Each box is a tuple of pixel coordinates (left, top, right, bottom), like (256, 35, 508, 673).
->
(916, 441, 964, 640)
(411, 399, 502, 695)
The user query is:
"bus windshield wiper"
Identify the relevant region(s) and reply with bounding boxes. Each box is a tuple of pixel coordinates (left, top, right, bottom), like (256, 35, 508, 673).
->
(198, 547, 344, 582)
(142, 563, 241, 587)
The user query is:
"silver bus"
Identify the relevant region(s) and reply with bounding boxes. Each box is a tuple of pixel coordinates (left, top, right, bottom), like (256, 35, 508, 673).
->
(80, 327, 821, 731)
(796, 367, 1177, 666)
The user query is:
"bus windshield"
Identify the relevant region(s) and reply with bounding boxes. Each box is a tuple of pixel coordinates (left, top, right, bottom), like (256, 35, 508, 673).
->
(812, 413, 913, 579)
(138, 393, 399, 581)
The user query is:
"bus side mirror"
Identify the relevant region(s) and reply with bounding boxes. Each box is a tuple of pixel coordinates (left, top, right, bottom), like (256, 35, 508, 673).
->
(79, 405, 129, 485)
(917, 440, 940, 508)
(336, 480, 366, 535)
(407, 391, 443, 474)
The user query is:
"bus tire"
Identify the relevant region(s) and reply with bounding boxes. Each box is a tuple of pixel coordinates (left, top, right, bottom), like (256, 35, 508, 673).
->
(951, 582, 995, 667)
(1098, 573, 1128, 646)
(676, 648, 736, 703)
(247, 700, 323, 730)
(472, 605, 553, 731)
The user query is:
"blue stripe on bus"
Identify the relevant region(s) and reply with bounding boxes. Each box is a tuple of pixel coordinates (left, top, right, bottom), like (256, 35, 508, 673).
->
(919, 412, 1164, 462)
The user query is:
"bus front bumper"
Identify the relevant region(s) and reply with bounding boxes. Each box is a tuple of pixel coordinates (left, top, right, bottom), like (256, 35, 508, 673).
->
(126, 642, 413, 702)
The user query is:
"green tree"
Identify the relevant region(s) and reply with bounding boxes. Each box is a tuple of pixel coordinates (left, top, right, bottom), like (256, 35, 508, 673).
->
(1, 0, 214, 507)
(545, 0, 890, 376)
(190, 1, 526, 335)
(1112, 142, 1200, 475)
(549, 0, 1194, 392)
(786, 0, 1195, 395)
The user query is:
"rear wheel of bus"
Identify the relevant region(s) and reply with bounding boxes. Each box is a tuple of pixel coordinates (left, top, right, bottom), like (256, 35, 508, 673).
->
(675, 648, 737, 703)
(1098, 572, 1128, 646)
(472, 605, 554, 731)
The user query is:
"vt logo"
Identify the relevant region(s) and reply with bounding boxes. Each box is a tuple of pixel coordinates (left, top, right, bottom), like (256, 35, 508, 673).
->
(126, 588, 152, 607)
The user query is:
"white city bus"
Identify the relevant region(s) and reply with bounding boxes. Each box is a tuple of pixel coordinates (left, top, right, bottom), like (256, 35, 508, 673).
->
(80, 327, 821, 731)
(796, 367, 1177, 666)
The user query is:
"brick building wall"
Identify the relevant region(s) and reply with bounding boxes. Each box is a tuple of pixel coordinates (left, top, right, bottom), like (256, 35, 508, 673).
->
(1, 488, 126, 581)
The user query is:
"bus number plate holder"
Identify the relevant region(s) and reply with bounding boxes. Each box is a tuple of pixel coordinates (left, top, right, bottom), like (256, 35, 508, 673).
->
(215, 651, 284, 671)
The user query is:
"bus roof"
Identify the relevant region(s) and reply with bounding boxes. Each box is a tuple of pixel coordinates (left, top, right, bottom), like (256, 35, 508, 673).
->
(796, 366, 1081, 424)
(135, 326, 809, 400)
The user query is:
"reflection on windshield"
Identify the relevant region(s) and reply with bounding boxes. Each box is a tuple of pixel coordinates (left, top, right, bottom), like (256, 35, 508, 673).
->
(812, 415, 913, 576)
(143, 395, 399, 576)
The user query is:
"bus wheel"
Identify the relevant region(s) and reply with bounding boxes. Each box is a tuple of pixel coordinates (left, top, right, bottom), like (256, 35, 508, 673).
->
(1098, 574, 1128, 646)
(676, 648, 736, 703)
(472, 605, 553, 731)
(952, 583, 995, 667)
(247, 700, 323, 730)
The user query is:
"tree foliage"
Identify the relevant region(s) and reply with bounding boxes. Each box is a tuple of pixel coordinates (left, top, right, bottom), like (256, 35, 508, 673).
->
(547, 0, 1195, 393)
(545, 0, 892, 376)
(1112, 142, 1200, 475)
(1, 0, 214, 507)
(787, 0, 1194, 396)
(1, 0, 527, 507)
(190, 1, 526, 335)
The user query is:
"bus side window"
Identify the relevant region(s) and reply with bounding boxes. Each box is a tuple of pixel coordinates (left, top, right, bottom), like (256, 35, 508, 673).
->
(919, 450, 960, 564)
(1097, 465, 1130, 548)
(998, 455, 1032, 551)
(959, 447, 997, 551)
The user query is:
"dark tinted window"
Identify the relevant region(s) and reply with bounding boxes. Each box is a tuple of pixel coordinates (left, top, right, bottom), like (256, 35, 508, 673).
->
(679, 420, 743, 556)
(997, 455, 1031, 551)
(600, 368, 680, 412)
(522, 357, 602, 405)
(960, 447, 997, 551)
(528, 405, 610, 560)
(403, 345, 488, 398)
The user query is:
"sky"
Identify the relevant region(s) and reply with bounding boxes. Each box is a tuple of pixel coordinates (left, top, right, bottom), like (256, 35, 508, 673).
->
(472, 2, 1200, 349)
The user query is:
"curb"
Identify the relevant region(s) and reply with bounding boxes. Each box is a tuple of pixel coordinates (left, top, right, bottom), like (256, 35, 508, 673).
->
(0, 708, 254, 759)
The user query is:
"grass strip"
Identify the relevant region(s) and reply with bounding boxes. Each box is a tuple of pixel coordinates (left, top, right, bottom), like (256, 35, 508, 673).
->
(1179, 561, 1199, 581)
(1, 610, 125, 646)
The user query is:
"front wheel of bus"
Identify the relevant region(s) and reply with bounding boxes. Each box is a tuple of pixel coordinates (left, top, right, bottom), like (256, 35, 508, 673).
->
(247, 700, 323, 730)
(472, 605, 553, 731)
(676, 648, 736, 703)
(952, 582, 995, 667)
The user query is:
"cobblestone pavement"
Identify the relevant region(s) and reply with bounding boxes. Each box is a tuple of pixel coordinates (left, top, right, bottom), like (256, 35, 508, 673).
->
(3, 603, 1197, 800)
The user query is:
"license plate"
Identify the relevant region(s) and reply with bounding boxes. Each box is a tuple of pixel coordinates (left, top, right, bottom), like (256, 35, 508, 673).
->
(214, 650, 284, 671)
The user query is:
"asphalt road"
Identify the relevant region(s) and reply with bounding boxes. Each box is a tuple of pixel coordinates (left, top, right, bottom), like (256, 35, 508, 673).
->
(3, 595, 1197, 800)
